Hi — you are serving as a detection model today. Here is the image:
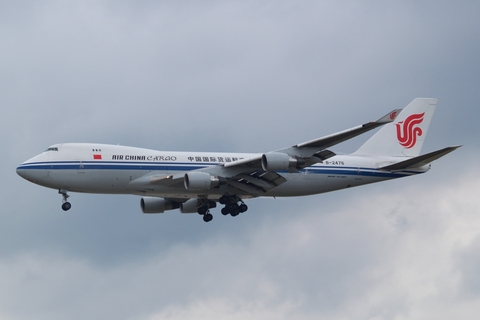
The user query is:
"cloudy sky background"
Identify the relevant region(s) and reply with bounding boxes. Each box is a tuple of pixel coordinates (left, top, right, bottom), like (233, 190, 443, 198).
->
(1, 1, 479, 319)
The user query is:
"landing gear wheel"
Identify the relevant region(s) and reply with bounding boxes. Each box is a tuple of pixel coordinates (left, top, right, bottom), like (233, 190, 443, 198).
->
(219, 195, 228, 205)
(197, 206, 208, 215)
(203, 213, 213, 222)
(59, 189, 71, 211)
(220, 194, 249, 218)
(230, 208, 240, 217)
(62, 202, 72, 211)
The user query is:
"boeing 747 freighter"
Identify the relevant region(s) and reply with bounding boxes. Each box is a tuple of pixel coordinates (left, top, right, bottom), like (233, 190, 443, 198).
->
(17, 98, 459, 222)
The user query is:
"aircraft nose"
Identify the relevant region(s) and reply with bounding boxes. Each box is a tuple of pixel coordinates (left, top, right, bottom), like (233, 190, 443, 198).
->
(17, 152, 49, 184)
(16, 161, 38, 182)
(16, 165, 28, 180)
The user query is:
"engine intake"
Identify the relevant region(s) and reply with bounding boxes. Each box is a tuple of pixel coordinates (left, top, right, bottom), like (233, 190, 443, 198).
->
(184, 172, 221, 190)
(140, 197, 179, 214)
(261, 152, 298, 171)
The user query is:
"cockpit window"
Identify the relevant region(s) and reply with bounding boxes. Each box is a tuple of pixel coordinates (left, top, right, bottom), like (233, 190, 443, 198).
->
(45, 147, 59, 152)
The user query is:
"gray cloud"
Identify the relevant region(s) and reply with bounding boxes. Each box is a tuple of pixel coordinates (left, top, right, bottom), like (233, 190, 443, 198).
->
(1, 166, 479, 319)
(1, 1, 479, 319)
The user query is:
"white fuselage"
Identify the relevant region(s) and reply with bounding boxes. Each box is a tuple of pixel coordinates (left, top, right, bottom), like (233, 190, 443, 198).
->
(16, 143, 427, 200)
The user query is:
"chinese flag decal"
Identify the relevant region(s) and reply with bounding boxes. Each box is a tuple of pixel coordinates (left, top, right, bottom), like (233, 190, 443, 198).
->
(93, 154, 102, 160)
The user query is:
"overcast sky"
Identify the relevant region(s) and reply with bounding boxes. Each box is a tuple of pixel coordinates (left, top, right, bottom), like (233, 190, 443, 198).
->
(1, 1, 480, 319)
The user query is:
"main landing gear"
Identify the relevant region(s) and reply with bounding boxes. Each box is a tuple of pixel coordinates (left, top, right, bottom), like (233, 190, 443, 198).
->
(59, 189, 71, 211)
(219, 195, 248, 217)
(196, 195, 249, 223)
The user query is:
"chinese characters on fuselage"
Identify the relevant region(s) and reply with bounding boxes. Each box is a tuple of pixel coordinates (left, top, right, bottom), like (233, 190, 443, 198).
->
(111, 155, 242, 163)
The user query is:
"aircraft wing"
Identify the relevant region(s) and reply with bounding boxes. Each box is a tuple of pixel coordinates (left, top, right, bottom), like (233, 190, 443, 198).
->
(292, 109, 401, 149)
(128, 172, 186, 193)
(222, 108, 401, 170)
(131, 109, 401, 197)
(203, 108, 401, 196)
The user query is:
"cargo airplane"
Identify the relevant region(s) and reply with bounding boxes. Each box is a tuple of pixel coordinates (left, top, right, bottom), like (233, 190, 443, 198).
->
(17, 98, 459, 222)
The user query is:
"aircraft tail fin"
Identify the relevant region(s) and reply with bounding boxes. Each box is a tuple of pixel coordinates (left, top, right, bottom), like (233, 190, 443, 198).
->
(353, 98, 438, 157)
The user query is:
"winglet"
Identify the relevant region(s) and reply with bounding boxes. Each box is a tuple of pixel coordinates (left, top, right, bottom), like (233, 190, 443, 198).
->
(375, 109, 402, 124)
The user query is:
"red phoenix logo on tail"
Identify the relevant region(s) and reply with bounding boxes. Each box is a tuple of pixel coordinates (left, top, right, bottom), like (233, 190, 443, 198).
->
(395, 112, 425, 148)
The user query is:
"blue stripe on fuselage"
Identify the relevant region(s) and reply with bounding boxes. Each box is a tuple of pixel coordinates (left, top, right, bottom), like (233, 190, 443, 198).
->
(16, 161, 417, 179)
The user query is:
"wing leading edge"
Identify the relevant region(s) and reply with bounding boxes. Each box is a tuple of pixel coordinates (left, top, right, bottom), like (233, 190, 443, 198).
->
(207, 108, 402, 195)
(223, 108, 401, 170)
(130, 109, 401, 197)
(130, 109, 400, 197)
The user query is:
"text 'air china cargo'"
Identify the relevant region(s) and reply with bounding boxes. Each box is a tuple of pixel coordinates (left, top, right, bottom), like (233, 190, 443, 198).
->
(17, 98, 460, 222)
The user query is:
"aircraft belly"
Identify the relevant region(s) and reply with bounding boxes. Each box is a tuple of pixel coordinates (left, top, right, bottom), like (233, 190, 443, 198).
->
(263, 172, 385, 197)
(44, 169, 390, 197)
(41, 169, 141, 194)
(24, 164, 402, 199)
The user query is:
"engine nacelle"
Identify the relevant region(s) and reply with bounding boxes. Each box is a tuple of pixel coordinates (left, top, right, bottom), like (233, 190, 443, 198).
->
(184, 171, 220, 190)
(140, 197, 179, 214)
(261, 152, 297, 171)
(180, 198, 217, 213)
(180, 198, 199, 213)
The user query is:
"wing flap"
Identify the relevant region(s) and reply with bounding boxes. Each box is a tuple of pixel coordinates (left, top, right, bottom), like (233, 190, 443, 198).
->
(235, 173, 279, 189)
(227, 180, 265, 196)
(226, 169, 287, 196)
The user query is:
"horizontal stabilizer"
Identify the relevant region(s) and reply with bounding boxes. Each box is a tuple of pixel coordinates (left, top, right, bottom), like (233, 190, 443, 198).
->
(379, 145, 461, 171)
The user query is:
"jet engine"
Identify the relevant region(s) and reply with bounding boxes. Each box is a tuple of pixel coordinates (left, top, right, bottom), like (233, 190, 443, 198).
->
(184, 171, 221, 190)
(179, 198, 199, 213)
(261, 152, 299, 171)
(140, 197, 179, 214)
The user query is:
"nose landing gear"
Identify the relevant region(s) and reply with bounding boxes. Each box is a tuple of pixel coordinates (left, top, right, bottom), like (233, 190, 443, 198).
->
(59, 189, 71, 211)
